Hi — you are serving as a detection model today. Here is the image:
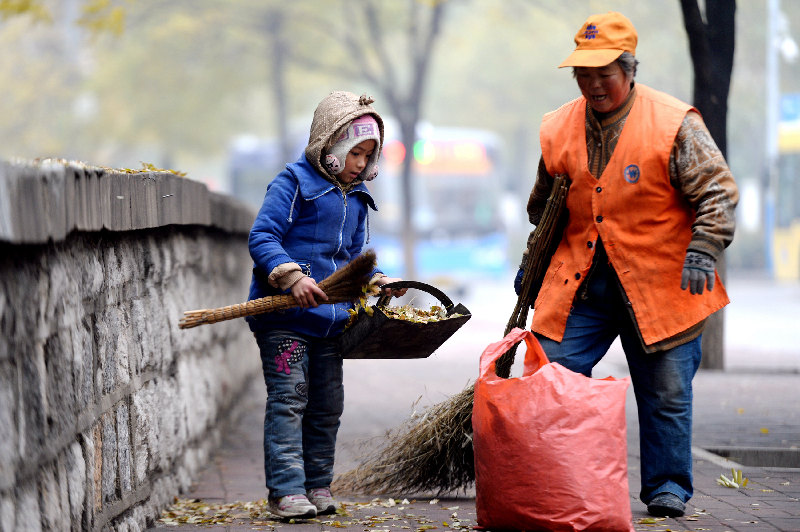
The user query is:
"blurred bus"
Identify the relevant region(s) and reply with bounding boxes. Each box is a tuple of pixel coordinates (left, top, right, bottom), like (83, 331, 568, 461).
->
(368, 122, 509, 281)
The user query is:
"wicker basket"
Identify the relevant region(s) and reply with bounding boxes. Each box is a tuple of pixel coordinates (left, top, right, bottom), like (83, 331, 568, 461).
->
(339, 281, 471, 359)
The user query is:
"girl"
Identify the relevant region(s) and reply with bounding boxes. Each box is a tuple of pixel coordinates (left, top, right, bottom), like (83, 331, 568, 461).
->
(246, 91, 404, 519)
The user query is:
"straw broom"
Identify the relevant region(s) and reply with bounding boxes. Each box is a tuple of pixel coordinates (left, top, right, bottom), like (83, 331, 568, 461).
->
(333, 175, 570, 495)
(179, 250, 377, 329)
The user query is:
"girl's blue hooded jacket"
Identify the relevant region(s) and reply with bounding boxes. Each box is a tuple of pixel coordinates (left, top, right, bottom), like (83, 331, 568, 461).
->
(246, 91, 383, 338)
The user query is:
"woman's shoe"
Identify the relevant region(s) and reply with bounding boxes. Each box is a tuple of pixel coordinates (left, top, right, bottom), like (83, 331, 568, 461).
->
(647, 493, 685, 517)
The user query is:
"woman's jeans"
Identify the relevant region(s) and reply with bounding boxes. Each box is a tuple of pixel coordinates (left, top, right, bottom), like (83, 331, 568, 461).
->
(535, 257, 702, 505)
(255, 329, 344, 499)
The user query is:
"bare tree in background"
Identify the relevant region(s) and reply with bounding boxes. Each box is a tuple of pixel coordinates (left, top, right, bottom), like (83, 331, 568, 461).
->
(679, 0, 736, 369)
(343, 0, 448, 279)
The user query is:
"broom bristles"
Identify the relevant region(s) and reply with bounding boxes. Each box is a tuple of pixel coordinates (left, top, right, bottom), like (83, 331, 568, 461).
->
(333, 178, 570, 495)
(179, 250, 377, 329)
(333, 387, 475, 496)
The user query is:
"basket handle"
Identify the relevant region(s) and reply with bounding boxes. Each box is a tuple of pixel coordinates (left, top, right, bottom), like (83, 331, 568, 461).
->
(376, 281, 457, 314)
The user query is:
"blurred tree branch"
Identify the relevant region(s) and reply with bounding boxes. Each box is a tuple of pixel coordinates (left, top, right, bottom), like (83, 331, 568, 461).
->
(341, 0, 448, 279)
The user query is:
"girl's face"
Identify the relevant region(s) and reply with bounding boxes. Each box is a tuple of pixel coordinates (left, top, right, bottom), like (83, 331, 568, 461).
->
(575, 62, 632, 114)
(339, 139, 376, 184)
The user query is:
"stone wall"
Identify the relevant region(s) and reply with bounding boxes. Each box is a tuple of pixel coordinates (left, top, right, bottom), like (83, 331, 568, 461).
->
(0, 160, 262, 531)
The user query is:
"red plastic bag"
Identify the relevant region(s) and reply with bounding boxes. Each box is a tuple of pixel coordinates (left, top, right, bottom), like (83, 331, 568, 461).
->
(472, 328, 634, 532)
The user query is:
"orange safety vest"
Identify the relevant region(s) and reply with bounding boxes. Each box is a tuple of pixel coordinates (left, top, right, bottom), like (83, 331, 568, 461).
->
(532, 84, 729, 346)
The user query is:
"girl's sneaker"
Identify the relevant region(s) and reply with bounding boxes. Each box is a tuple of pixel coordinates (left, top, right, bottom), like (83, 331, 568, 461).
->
(268, 494, 317, 519)
(307, 488, 337, 515)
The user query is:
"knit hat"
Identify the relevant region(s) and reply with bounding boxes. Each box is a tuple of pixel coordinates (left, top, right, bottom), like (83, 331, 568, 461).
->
(559, 12, 637, 68)
(323, 114, 381, 181)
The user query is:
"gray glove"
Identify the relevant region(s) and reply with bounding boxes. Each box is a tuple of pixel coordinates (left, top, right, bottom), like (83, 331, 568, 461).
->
(681, 251, 715, 295)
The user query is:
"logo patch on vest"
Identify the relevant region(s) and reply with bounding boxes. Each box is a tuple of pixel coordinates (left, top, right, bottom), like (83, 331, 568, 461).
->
(623, 164, 640, 184)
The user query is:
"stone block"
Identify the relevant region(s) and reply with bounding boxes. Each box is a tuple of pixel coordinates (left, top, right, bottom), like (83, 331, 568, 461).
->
(128, 505, 147, 532)
(101, 412, 118, 503)
(56, 458, 71, 531)
(94, 314, 115, 396)
(156, 174, 182, 227)
(96, 304, 131, 395)
(48, 250, 83, 332)
(65, 441, 86, 527)
(11, 166, 47, 243)
(0, 161, 17, 242)
(38, 462, 68, 532)
(36, 160, 69, 242)
(0, 253, 37, 347)
(132, 385, 155, 484)
(77, 241, 105, 297)
(43, 332, 77, 444)
(0, 493, 15, 532)
(155, 378, 187, 469)
(111, 238, 140, 303)
(64, 164, 86, 232)
(179, 177, 211, 226)
(128, 299, 148, 377)
(142, 235, 164, 284)
(0, 161, 75, 243)
(145, 287, 174, 372)
(116, 403, 132, 494)
(177, 358, 210, 440)
(0, 361, 17, 492)
(14, 479, 42, 532)
(130, 173, 159, 229)
(77, 166, 105, 232)
(106, 171, 133, 232)
(19, 344, 46, 461)
(71, 319, 95, 411)
(87, 424, 102, 515)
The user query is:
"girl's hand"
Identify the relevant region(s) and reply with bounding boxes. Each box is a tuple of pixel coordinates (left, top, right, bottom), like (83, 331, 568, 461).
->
(376, 276, 407, 297)
(291, 276, 328, 308)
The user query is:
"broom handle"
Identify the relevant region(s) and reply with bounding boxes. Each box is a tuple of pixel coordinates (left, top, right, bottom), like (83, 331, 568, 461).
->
(179, 289, 370, 329)
(202, 294, 297, 322)
(179, 293, 298, 328)
(497, 174, 570, 378)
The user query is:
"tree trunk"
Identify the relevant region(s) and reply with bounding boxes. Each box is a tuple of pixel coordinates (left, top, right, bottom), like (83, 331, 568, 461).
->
(375, 0, 445, 280)
(679, 0, 736, 369)
(399, 116, 419, 280)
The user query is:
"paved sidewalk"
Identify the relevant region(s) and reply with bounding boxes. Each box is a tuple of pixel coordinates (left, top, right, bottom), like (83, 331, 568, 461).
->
(149, 276, 800, 531)
(148, 369, 800, 532)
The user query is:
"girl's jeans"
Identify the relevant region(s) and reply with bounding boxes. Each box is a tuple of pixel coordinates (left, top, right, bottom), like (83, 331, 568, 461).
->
(535, 256, 702, 505)
(255, 329, 344, 499)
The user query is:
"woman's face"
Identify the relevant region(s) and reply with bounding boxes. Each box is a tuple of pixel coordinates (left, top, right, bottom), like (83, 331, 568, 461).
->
(575, 61, 632, 114)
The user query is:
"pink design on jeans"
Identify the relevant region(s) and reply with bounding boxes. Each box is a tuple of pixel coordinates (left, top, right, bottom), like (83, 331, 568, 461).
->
(275, 340, 299, 375)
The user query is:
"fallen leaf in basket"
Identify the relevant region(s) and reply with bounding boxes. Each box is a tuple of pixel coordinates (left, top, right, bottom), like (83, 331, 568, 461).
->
(381, 304, 462, 323)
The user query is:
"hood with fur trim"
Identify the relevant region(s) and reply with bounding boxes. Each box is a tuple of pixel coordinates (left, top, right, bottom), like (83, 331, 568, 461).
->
(304, 91, 385, 189)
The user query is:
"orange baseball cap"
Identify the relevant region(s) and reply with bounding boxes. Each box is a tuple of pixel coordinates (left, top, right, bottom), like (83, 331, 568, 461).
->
(559, 12, 637, 68)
